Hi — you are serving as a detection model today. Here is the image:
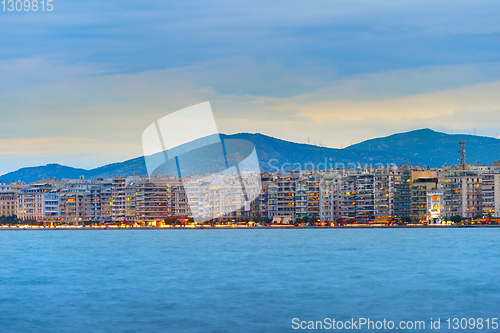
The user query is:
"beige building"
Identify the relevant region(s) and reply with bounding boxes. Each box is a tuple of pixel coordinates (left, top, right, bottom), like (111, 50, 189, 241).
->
(59, 190, 89, 225)
(125, 179, 175, 224)
(0, 183, 17, 217)
(17, 184, 57, 221)
(442, 170, 484, 220)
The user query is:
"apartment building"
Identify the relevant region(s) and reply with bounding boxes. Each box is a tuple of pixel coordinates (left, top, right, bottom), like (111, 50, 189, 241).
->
(442, 170, 483, 219)
(275, 173, 299, 218)
(374, 168, 394, 218)
(59, 190, 89, 225)
(427, 190, 444, 223)
(256, 174, 276, 219)
(171, 180, 190, 218)
(303, 174, 321, 220)
(341, 173, 375, 221)
(411, 175, 438, 222)
(266, 183, 278, 218)
(319, 173, 341, 223)
(481, 170, 500, 217)
(393, 169, 411, 218)
(125, 180, 173, 223)
(64, 177, 103, 222)
(0, 183, 17, 217)
(17, 184, 56, 221)
(97, 178, 127, 223)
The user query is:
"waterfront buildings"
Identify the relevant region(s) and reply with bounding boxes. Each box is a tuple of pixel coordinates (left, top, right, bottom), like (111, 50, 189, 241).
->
(5, 163, 500, 225)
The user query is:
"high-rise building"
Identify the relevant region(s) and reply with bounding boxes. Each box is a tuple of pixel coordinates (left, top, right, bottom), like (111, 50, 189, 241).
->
(393, 169, 411, 218)
(442, 170, 483, 219)
(341, 173, 375, 221)
(374, 168, 394, 218)
(319, 173, 342, 223)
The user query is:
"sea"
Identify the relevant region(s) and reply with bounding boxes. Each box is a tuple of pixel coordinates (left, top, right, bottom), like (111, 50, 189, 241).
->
(1, 229, 499, 332)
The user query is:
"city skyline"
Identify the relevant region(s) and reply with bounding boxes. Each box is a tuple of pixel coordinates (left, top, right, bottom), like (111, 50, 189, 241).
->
(2, 162, 500, 227)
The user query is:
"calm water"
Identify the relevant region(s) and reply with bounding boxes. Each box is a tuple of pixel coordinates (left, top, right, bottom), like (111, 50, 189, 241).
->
(1, 229, 499, 332)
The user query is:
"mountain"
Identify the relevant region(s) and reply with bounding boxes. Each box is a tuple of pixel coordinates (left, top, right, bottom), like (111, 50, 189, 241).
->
(0, 164, 90, 183)
(0, 159, 148, 184)
(1, 129, 499, 183)
(220, 133, 418, 171)
(345, 128, 500, 166)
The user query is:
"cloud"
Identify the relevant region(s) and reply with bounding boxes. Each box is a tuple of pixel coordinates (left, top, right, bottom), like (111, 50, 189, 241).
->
(2, 0, 500, 75)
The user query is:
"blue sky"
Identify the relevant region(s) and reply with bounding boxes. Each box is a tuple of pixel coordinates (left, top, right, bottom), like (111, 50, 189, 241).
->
(2, 0, 500, 173)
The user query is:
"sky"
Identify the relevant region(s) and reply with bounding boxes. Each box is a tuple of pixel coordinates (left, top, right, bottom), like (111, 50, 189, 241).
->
(1, 0, 500, 174)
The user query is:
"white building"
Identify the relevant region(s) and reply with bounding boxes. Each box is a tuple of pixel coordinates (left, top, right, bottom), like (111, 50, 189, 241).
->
(319, 173, 342, 223)
(481, 171, 500, 217)
(427, 190, 444, 223)
(17, 184, 59, 221)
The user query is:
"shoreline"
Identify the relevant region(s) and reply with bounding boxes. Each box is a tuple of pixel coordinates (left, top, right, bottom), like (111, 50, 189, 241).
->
(1, 225, 499, 230)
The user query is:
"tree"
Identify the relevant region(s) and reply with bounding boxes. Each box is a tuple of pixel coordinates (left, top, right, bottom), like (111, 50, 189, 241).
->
(472, 214, 482, 220)
(0, 215, 18, 225)
(451, 215, 462, 224)
(294, 217, 302, 226)
(302, 216, 310, 225)
(400, 216, 411, 224)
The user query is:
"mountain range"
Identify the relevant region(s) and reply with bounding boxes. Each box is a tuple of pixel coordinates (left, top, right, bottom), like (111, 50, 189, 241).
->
(2, 128, 500, 183)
